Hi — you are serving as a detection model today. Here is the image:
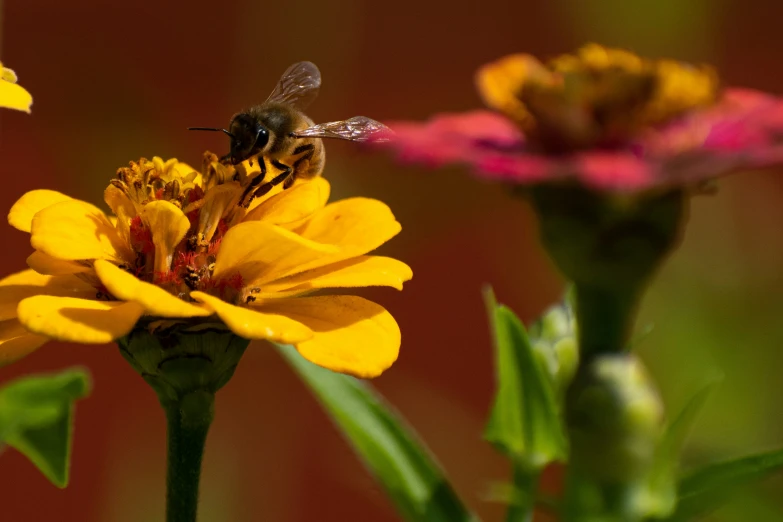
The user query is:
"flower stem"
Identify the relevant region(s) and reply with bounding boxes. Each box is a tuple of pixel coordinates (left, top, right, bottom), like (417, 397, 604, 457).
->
(505, 464, 538, 522)
(162, 390, 215, 522)
(119, 329, 249, 522)
(574, 282, 641, 359)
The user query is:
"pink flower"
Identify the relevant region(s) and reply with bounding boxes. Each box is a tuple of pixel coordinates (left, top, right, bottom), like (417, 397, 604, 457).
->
(379, 46, 783, 192)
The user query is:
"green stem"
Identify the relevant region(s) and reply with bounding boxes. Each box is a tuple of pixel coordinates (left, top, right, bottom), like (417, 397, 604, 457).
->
(574, 282, 641, 359)
(505, 464, 539, 522)
(163, 390, 215, 522)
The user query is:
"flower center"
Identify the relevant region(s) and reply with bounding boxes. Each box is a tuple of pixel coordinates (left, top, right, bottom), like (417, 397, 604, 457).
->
(477, 44, 718, 152)
(104, 153, 284, 304)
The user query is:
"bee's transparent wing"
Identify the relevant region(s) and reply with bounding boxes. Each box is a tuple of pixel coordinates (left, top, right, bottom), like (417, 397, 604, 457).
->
(292, 116, 393, 142)
(265, 61, 322, 110)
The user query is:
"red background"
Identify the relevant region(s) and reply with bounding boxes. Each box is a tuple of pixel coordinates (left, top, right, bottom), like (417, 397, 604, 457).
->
(1, 1, 783, 520)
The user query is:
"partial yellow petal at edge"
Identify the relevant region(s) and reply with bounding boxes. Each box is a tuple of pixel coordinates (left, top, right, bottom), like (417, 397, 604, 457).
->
(190, 291, 312, 344)
(259, 295, 401, 378)
(1, 67, 19, 83)
(94, 260, 210, 318)
(0, 319, 49, 367)
(17, 296, 144, 344)
(8, 189, 73, 233)
(0, 78, 32, 113)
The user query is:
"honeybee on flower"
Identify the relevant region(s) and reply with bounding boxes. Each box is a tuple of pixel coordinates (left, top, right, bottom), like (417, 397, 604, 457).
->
(189, 61, 391, 197)
(1, 153, 411, 378)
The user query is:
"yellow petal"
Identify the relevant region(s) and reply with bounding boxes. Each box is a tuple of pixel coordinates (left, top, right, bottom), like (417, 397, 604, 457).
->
(171, 161, 201, 184)
(0, 76, 32, 113)
(0, 269, 96, 321)
(197, 183, 242, 242)
(31, 199, 132, 263)
(0, 319, 49, 367)
(475, 53, 550, 123)
(8, 190, 73, 233)
(104, 184, 137, 220)
(94, 259, 210, 318)
(1, 67, 18, 83)
(260, 295, 400, 378)
(287, 198, 402, 274)
(243, 177, 331, 226)
(262, 256, 413, 296)
(213, 221, 338, 286)
(190, 291, 312, 343)
(141, 200, 191, 273)
(104, 184, 136, 247)
(154, 156, 201, 185)
(17, 296, 144, 344)
(27, 251, 90, 275)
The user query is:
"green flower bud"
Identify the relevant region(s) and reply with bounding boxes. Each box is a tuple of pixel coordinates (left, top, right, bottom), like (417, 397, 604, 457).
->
(118, 324, 250, 406)
(567, 353, 663, 484)
(528, 291, 579, 396)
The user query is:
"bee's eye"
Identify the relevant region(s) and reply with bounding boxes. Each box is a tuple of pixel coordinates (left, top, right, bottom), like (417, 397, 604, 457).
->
(255, 127, 270, 149)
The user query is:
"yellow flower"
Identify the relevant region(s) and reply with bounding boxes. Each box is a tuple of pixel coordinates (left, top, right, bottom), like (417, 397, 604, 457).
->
(1, 153, 411, 378)
(0, 63, 32, 113)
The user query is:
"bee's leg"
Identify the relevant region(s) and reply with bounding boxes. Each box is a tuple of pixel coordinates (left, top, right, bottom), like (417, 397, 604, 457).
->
(292, 145, 315, 172)
(219, 152, 236, 165)
(282, 144, 315, 190)
(282, 173, 296, 190)
(238, 157, 268, 207)
(242, 160, 292, 208)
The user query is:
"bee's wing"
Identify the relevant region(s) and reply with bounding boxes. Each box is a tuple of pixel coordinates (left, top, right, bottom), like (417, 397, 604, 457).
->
(265, 61, 322, 110)
(291, 116, 393, 142)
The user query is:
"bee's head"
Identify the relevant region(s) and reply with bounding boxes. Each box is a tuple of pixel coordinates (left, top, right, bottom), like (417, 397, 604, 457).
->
(227, 113, 270, 164)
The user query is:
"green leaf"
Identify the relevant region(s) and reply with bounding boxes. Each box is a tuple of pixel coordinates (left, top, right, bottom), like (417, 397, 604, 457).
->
(0, 367, 91, 487)
(279, 345, 478, 522)
(712, 490, 783, 522)
(664, 447, 783, 521)
(643, 379, 718, 518)
(483, 288, 567, 470)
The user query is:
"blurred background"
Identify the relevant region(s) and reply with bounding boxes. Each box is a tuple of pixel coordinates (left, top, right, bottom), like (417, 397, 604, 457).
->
(1, 0, 783, 520)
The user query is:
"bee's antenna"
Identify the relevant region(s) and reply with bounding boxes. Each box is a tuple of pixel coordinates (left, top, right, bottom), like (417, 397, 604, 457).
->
(188, 127, 236, 138)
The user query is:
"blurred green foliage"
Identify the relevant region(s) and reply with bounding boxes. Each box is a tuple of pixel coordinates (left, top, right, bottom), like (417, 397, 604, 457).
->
(554, 0, 721, 58)
(0, 368, 91, 487)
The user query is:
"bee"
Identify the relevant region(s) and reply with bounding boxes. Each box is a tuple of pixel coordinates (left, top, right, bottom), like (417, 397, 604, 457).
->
(189, 61, 391, 201)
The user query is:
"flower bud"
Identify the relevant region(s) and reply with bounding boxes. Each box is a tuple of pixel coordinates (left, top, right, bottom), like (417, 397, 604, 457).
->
(567, 353, 663, 484)
(528, 292, 579, 396)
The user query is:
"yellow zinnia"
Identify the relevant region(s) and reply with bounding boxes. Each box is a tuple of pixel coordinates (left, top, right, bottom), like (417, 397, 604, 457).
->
(1, 153, 411, 378)
(0, 63, 32, 113)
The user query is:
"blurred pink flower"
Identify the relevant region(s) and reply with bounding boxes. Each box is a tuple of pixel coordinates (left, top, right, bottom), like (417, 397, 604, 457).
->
(379, 46, 783, 192)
